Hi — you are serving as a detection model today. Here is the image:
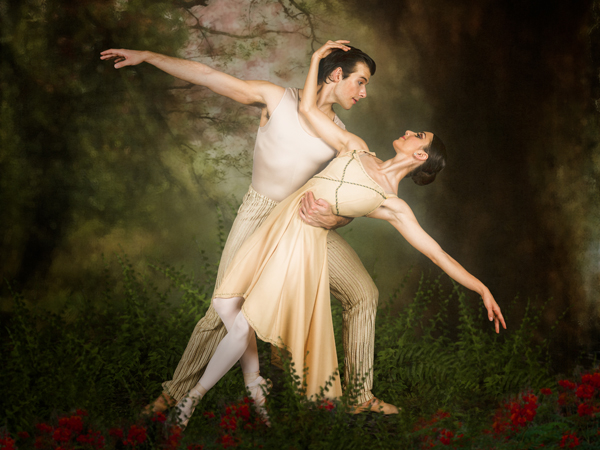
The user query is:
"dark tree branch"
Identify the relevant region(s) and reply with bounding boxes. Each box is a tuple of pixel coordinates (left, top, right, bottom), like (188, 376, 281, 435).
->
(178, 0, 313, 43)
(286, 0, 319, 49)
(166, 110, 227, 124)
(189, 23, 308, 39)
(173, 0, 209, 8)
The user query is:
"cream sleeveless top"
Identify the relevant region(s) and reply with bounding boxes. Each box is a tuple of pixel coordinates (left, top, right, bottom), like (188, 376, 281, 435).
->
(250, 88, 345, 202)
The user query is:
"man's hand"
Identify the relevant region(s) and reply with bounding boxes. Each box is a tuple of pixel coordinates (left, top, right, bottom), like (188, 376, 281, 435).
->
(100, 49, 146, 69)
(299, 191, 352, 230)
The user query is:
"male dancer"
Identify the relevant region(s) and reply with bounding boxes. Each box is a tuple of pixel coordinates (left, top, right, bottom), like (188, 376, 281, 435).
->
(101, 42, 398, 414)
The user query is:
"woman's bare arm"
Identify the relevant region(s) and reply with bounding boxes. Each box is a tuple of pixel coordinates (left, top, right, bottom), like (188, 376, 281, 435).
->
(369, 198, 507, 333)
(298, 41, 367, 155)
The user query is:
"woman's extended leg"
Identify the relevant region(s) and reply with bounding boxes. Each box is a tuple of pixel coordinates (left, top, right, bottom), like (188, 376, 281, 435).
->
(175, 296, 253, 426)
(211, 296, 270, 420)
(213, 296, 260, 375)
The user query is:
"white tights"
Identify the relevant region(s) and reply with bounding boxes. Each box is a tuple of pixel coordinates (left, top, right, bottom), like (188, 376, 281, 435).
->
(199, 296, 258, 390)
(174, 296, 259, 425)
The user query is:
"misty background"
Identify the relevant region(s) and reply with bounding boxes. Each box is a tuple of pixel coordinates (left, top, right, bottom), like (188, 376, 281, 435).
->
(1, 0, 598, 372)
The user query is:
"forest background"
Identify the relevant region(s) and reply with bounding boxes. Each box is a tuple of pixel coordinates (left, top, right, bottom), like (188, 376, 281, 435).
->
(1, 0, 599, 375)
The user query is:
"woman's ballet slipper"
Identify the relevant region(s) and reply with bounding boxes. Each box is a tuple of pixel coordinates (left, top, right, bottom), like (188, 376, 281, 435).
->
(171, 385, 206, 429)
(350, 397, 400, 415)
(246, 376, 272, 425)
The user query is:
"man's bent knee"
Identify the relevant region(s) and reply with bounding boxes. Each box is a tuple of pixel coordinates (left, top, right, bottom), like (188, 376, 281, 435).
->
(347, 281, 378, 312)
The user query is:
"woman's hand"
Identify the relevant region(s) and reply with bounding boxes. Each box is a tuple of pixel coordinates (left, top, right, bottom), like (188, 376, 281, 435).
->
(312, 40, 351, 61)
(100, 49, 146, 69)
(481, 289, 507, 334)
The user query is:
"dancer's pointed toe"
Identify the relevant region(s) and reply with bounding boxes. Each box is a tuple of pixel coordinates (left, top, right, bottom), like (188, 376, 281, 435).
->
(171, 385, 207, 429)
(246, 376, 272, 425)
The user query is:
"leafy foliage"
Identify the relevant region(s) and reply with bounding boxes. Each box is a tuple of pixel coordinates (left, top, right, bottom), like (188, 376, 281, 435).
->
(1, 253, 213, 430)
(372, 275, 555, 419)
(2, 258, 556, 437)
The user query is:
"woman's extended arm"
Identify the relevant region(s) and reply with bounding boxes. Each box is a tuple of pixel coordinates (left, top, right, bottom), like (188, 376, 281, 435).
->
(368, 198, 507, 333)
(298, 41, 367, 154)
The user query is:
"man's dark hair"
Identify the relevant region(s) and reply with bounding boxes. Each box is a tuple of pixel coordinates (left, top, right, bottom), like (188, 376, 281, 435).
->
(317, 46, 376, 85)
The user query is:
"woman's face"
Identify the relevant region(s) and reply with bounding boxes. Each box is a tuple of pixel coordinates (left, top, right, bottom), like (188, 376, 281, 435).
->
(393, 130, 433, 155)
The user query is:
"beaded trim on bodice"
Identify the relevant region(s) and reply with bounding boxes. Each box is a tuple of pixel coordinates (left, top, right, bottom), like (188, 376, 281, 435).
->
(312, 150, 388, 215)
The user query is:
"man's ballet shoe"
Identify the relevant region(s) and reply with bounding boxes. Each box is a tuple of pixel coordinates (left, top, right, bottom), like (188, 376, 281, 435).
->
(350, 397, 400, 415)
(141, 391, 176, 416)
(246, 376, 272, 425)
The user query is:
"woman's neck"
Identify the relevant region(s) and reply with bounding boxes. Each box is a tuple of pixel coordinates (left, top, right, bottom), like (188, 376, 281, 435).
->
(361, 153, 419, 194)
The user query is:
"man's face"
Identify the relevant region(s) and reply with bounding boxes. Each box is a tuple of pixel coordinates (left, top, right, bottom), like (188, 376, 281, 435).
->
(334, 62, 371, 110)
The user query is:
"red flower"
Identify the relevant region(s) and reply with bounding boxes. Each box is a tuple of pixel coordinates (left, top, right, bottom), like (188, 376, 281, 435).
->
(560, 432, 580, 448)
(577, 402, 594, 417)
(220, 415, 238, 432)
(237, 403, 251, 421)
(540, 388, 552, 395)
(203, 411, 215, 419)
(438, 429, 454, 445)
(0, 435, 16, 450)
(59, 415, 84, 433)
(508, 394, 538, 428)
(318, 400, 335, 411)
(218, 434, 238, 449)
(435, 411, 451, 420)
(52, 427, 72, 443)
(575, 384, 594, 399)
(558, 380, 577, 391)
(164, 426, 182, 450)
(581, 372, 600, 389)
(76, 430, 105, 449)
(491, 393, 539, 437)
(187, 445, 204, 450)
(124, 425, 147, 446)
(76, 409, 89, 417)
(17, 432, 30, 440)
(151, 411, 167, 423)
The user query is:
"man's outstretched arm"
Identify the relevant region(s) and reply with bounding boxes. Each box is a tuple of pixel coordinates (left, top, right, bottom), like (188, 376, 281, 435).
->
(299, 191, 353, 230)
(100, 49, 284, 108)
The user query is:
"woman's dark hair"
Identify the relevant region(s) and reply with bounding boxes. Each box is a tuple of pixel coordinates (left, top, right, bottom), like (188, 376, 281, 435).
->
(317, 46, 376, 85)
(408, 134, 447, 186)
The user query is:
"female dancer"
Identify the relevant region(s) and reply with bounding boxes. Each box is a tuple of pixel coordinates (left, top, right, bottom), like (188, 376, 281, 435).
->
(174, 40, 506, 427)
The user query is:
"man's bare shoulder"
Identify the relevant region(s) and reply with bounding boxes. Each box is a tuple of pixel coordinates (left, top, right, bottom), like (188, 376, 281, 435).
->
(246, 81, 285, 109)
